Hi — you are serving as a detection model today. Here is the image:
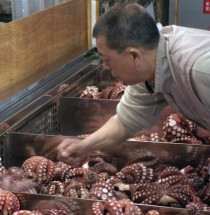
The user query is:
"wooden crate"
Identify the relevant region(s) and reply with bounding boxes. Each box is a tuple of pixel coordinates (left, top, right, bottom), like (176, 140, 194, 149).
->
(0, 0, 90, 102)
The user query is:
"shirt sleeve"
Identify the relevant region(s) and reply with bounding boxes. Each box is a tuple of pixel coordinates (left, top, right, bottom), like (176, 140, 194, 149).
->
(191, 51, 210, 108)
(116, 82, 168, 136)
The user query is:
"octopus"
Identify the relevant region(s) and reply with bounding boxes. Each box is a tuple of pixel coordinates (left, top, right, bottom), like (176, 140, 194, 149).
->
(12, 211, 43, 215)
(133, 182, 192, 207)
(53, 161, 73, 182)
(37, 209, 69, 215)
(200, 157, 210, 181)
(0, 189, 20, 215)
(128, 133, 160, 142)
(99, 81, 126, 100)
(84, 170, 111, 189)
(89, 181, 116, 200)
(186, 201, 210, 215)
(41, 181, 64, 196)
(111, 182, 137, 200)
(163, 113, 203, 144)
(155, 165, 206, 202)
(63, 179, 89, 198)
(12, 210, 68, 215)
(145, 210, 160, 215)
(1, 148, 210, 214)
(82, 150, 118, 170)
(80, 81, 126, 100)
(62, 167, 88, 184)
(22, 156, 55, 185)
(80, 86, 100, 99)
(92, 198, 142, 215)
(117, 162, 154, 184)
(0, 166, 38, 194)
(90, 162, 118, 175)
(198, 182, 210, 205)
(156, 166, 200, 187)
(57, 83, 70, 94)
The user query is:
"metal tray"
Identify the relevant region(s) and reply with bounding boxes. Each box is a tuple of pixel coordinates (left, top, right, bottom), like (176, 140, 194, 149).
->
(14, 192, 206, 215)
(3, 132, 210, 215)
(59, 97, 175, 137)
(4, 132, 210, 173)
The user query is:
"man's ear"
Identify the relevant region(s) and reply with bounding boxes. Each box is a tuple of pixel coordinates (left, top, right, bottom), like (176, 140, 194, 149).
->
(129, 48, 142, 67)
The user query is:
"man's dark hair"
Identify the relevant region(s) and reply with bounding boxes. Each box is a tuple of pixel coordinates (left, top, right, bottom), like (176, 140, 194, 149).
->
(93, 3, 160, 53)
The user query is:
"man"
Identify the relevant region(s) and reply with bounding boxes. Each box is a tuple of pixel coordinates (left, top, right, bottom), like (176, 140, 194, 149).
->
(57, 3, 210, 165)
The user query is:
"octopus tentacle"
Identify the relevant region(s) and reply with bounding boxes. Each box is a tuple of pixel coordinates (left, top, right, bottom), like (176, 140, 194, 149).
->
(200, 158, 210, 181)
(113, 183, 137, 200)
(163, 114, 202, 144)
(80, 86, 100, 99)
(133, 182, 192, 207)
(64, 179, 89, 199)
(89, 181, 115, 201)
(44, 181, 64, 196)
(64, 167, 88, 183)
(198, 182, 210, 205)
(92, 162, 118, 175)
(118, 198, 142, 215)
(92, 199, 123, 215)
(119, 163, 154, 184)
(39, 209, 68, 215)
(12, 211, 43, 215)
(0, 189, 20, 215)
(22, 156, 55, 185)
(53, 161, 73, 182)
(32, 199, 82, 215)
(157, 166, 184, 186)
(145, 210, 160, 215)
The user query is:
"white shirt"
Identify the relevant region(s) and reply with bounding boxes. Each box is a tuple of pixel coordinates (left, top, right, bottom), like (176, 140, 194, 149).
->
(116, 36, 210, 135)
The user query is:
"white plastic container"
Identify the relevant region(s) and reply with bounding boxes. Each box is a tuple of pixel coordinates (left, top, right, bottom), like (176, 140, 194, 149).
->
(11, 0, 69, 20)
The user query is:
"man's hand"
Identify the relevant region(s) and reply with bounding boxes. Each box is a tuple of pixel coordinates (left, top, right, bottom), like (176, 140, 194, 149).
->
(56, 137, 91, 167)
(56, 115, 130, 166)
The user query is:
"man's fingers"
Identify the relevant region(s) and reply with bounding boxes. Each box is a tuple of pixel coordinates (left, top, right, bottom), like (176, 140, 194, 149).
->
(56, 138, 72, 151)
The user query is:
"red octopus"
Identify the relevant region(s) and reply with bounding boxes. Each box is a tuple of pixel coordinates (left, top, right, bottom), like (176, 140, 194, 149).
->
(53, 161, 73, 182)
(80, 86, 100, 99)
(12, 210, 68, 215)
(63, 179, 89, 198)
(99, 81, 126, 100)
(162, 113, 210, 145)
(0, 189, 20, 215)
(22, 156, 55, 185)
(117, 162, 154, 184)
(89, 180, 115, 200)
(0, 166, 38, 194)
(41, 181, 65, 196)
(32, 199, 83, 215)
(92, 198, 142, 215)
(12, 211, 43, 215)
(80, 81, 126, 100)
(145, 210, 160, 215)
(129, 133, 160, 142)
(200, 157, 210, 181)
(186, 201, 210, 215)
(133, 182, 192, 207)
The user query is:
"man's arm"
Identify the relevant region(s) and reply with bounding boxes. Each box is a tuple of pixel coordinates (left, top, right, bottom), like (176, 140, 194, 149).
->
(56, 115, 130, 166)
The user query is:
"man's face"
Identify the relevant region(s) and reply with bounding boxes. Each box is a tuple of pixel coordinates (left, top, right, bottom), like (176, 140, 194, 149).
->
(96, 35, 139, 85)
